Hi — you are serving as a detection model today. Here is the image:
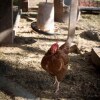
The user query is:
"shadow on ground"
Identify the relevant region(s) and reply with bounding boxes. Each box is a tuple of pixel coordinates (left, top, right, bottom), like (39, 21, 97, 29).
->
(14, 36, 37, 44)
(80, 31, 100, 42)
(0, 51, 100, 99)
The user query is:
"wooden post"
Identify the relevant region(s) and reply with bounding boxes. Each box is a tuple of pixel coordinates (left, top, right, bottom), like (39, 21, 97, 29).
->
(37, 2, 54, 33)
(54, 0, 70, 23)
(21, 0, 28, 12)
(54, 0, 64, 22)
(0, 0, 14, 44)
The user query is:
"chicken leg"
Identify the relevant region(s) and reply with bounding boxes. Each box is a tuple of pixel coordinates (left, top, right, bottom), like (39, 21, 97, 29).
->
(54, 76, 60, 95)
(54, 76, 58, 85)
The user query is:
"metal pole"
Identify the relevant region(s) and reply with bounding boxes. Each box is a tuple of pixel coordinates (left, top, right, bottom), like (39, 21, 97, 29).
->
(66, 0, 79, 47)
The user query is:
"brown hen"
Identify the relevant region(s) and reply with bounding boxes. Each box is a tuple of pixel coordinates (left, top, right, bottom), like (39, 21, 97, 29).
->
(41, 42, 69, 94)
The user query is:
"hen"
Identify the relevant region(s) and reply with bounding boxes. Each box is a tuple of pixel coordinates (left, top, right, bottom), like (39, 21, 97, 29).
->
(41, 42, 69, 94)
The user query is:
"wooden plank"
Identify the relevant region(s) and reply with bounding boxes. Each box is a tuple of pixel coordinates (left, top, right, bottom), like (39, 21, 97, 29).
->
(79, 6, 100, 11)
(91, 47, 100, 68)
(0, 0, 14, 44)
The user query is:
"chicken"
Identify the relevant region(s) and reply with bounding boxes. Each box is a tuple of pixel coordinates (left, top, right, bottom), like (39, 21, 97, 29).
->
(41, 0, 78, 95)
(41, 42, 69, 94)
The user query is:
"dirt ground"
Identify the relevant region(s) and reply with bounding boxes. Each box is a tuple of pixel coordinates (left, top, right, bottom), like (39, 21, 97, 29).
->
(0, 11, 100, 100)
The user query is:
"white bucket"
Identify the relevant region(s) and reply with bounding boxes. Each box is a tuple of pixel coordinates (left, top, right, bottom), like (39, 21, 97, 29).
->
(37, 2, 54, 34)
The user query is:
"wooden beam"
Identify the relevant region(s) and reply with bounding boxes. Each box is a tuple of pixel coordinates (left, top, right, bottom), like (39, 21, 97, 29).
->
(54, 0, 64, 22)
(91, 47, 100, 68)
(79, 7, 100, 11)
(0, 0, 14, 44)
(21, 0, 28, 12)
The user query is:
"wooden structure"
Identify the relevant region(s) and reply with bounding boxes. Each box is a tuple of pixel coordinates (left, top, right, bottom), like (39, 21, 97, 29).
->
(13, 6, 21, 35)
(91, 47, 100, 68)
(0, 0, 14, 44)
(54, 0, 71, 22)
(21, 0, 28, 12)
(54, 0, 64, 22)
(20, 0, 100, 12)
